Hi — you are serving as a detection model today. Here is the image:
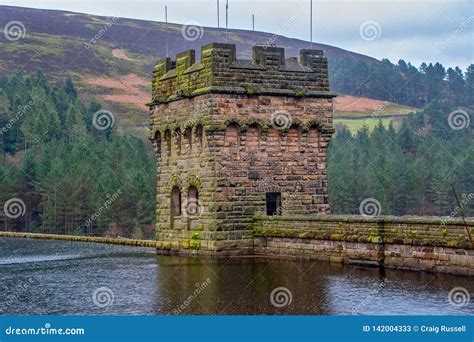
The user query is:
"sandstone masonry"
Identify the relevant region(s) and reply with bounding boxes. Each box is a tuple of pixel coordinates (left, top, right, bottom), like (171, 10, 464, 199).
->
(148, 43, 474, 276)
(149, 43, 336, 255)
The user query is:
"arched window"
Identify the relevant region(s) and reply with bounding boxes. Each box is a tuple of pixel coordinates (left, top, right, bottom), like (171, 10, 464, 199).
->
(171, 186, 182, 217)
(164, 129, 171, 157)
(153, 131, 161, 156)
(186, 186, 199, 216)
(195, 124, 204, 150)
(185, 127, 192, 151)
(174, 128, 181, 155)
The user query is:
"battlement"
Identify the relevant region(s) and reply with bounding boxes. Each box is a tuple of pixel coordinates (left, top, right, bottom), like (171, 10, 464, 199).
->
(150, 43, 334, 105)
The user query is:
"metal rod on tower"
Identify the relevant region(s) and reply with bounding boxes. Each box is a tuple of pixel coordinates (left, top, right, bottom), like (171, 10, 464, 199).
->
(252, 14, 255, 31)
(217, 0, 220, 43)
(310, 0, 313, 49)
(225, 0, 229, 42)
(165, 6, 168, 57)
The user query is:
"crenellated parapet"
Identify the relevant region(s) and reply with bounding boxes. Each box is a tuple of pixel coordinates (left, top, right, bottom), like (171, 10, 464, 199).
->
(149, 42, 337, 258)
(150, 43, 335, 105)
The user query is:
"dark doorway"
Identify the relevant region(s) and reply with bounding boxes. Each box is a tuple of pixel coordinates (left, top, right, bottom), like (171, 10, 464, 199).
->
(266, 192, 281, 216)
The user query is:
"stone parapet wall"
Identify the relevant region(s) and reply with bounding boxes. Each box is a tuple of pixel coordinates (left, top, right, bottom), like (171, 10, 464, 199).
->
(253, 215, 474, 275)
(150, 43, 334, 105)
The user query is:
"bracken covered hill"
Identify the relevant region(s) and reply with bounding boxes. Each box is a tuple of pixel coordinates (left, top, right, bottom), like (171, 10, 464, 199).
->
(0, 5, 416, 129)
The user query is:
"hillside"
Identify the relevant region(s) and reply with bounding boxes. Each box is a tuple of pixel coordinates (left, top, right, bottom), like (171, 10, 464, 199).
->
(0, 5, 417, 131)
(333, 95, 419, 132)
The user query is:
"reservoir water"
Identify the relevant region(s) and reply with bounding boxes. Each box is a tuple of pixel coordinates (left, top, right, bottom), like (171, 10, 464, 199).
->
(0, 237, 473, 315)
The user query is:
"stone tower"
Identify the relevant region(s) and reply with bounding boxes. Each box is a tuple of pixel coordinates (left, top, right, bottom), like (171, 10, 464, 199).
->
(148, 43, 336, 256)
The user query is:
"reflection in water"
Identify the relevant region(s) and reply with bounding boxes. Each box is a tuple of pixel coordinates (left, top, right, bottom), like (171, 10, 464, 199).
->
(0, 237, 473, 315)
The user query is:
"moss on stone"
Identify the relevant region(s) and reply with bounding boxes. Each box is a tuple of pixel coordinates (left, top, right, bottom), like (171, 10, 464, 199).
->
(191, 231, 202, 240)
(181, 239, 190, 249)
(190, 240, 201, 249)
(242, 83, 259, 95)
(295, 90, 306, 97)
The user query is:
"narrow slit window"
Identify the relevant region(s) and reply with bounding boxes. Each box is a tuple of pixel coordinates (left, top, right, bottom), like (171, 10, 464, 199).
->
(165, 130, 171, 157)
(171, 187, 182, 217)
(266, 192, 281, 216)
(175, 128, 181, 155)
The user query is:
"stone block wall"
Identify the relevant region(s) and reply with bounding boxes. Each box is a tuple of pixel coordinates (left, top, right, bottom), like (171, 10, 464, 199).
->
(150, 43, 332, 104)
(149, 43, 336, 256)
(253, 215, 474, 275)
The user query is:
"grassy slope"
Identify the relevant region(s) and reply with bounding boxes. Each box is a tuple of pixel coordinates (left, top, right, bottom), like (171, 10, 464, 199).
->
(333, 95, 419, 133)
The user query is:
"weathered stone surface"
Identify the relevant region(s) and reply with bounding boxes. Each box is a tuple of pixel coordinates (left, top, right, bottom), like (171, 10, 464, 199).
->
(148, 44, 474, 276)
(253, 215, 474, 275)
(150, 43, 335, 255)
